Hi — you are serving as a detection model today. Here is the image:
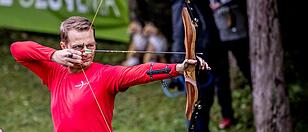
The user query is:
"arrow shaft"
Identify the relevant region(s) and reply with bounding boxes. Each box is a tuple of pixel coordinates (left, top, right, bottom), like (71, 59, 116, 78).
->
(94, 50, 203, 55)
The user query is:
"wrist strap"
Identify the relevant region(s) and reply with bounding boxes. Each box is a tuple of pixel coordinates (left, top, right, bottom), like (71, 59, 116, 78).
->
(146, 63, 173, 81)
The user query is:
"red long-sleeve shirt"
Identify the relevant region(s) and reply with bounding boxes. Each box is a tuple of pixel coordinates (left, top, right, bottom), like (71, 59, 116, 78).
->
(10, 41, 179, 132)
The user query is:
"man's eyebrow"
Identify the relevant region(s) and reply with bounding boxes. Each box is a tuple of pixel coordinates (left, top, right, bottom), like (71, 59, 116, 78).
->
(72, 42, 96, 46)
(72, 43, 84, 46)
(87, 42, 97, 45)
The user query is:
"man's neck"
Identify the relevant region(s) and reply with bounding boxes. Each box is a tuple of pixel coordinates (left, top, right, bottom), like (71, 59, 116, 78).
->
(69, 65, 88, 73)
(69, 67, 82, 73)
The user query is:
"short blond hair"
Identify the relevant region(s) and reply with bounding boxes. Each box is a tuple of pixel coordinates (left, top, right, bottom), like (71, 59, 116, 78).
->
(60, 16, 94, 43)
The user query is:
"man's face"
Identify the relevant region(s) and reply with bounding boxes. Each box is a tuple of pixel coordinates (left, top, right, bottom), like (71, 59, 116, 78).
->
(64, 29, 96, 68)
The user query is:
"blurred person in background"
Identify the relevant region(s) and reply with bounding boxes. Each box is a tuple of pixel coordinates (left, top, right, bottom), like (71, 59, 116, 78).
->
(122, 0, 171, 66)
(209, 0, 251, 129)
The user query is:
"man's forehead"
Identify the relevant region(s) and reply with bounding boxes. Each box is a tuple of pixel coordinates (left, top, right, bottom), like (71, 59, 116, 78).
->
(67, 29, 94, 42)
(67, 28, 93, 35)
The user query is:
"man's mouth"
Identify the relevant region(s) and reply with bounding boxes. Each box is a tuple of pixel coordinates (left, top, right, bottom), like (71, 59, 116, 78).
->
(82, 57, 93, 62)
(82, 59, 89, 62)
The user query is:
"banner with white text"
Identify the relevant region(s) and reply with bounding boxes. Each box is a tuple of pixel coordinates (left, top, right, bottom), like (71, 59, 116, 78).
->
(0, 0, 129, 43)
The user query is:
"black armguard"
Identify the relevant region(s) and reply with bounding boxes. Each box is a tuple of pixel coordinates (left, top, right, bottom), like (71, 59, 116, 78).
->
(146, 63, 173, 81)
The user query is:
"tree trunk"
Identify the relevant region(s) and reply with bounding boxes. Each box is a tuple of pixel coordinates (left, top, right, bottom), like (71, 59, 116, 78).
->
(247, 0, 292, 131)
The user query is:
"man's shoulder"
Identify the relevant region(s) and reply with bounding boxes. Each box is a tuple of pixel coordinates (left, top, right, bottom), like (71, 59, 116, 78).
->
(90, 62, 113, 70)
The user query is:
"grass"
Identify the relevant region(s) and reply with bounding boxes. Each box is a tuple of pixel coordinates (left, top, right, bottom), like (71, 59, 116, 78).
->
(113, 82, 187, 132)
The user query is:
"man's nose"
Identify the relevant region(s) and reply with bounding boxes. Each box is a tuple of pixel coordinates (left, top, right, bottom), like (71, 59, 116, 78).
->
(80, 45, 88, 51)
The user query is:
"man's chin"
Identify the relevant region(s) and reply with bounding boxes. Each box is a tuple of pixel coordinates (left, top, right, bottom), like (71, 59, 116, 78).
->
(69, 64, 80, 68)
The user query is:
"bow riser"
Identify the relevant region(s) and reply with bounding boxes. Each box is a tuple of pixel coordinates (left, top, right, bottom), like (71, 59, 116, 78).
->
(182, 6, 198, 121)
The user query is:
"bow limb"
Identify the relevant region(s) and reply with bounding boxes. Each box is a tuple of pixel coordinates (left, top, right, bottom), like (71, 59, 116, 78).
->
(182, 4, 198, 121)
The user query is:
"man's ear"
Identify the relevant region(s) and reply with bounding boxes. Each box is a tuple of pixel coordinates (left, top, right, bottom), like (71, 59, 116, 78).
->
(60, 41, 67, 49)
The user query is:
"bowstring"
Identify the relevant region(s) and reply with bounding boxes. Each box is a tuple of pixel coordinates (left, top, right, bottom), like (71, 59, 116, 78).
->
(80, 0, 112, 132)
(90, 0, 104, 28)
(81, 68, 112, 132)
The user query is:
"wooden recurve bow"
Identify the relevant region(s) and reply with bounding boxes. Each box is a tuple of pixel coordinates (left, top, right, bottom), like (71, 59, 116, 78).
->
(182, 0, 202, 131)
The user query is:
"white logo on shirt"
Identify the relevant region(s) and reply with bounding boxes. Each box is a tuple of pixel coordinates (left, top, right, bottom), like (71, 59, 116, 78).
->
(75, 81, 89, 89)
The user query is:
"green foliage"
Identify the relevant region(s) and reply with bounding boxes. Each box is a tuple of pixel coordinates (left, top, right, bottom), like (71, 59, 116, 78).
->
(288, 84, 308, 131)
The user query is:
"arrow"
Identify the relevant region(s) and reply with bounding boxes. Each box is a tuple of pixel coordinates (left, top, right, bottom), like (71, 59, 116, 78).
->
(92, 50, 203, 55)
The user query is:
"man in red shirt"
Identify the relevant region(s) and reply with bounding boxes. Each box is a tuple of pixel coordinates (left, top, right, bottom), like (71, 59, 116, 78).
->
(10, 16, 208, 132)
